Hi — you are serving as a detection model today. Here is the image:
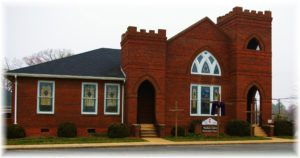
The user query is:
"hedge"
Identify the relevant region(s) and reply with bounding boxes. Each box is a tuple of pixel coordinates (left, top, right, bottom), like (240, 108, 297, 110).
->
(188, 120, 202, 133)
(6, 124, 26, 139)
(57, 122, 77, 138)
(225, 120, 250, 136)
(171, 126, 185, 136)
(107, 123, 130, 138)
(274, 120, 294, 136)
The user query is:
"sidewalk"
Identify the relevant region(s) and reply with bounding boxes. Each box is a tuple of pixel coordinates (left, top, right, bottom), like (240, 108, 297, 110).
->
(5, 137, 296, 150)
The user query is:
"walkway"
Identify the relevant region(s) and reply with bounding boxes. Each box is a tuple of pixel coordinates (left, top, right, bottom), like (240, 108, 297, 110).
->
(5, 137, 296, 150)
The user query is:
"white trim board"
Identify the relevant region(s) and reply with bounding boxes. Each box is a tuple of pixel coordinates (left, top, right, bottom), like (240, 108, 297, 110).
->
(5, 73, 125, 81)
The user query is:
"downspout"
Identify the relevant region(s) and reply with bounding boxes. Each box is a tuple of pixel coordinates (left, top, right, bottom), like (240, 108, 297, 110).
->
(121, 67, 126, 124)
(121, 83, 124, 124)
(14, 74, 17, 124)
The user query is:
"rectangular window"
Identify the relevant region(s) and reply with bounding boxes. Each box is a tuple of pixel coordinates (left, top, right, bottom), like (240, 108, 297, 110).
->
(201, 86, 210, 115)
(190, 85, 198, 114)
(190, 84, 221, 116)
(81, 83, 98, 115)
(104, 83, 120, 115)
(37, 81, 55, 114)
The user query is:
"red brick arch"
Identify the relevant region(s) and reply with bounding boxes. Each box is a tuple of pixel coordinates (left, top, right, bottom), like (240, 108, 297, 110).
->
(134, 75, 160, 95)
(244, 81, 266, 102)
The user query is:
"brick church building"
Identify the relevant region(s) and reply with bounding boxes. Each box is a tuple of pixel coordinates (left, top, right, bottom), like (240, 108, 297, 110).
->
(6, 7, 272, 137)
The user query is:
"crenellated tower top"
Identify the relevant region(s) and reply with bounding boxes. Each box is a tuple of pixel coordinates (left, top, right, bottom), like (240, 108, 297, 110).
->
(121, 26, 166, 45)
(217, 7, 272, 25)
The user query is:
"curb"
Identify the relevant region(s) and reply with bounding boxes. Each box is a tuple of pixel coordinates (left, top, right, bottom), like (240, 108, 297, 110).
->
(5, 139, 296, 150)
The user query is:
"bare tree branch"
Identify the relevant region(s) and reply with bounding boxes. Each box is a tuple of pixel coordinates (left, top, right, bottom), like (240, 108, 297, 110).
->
(23, 49, 73, 66)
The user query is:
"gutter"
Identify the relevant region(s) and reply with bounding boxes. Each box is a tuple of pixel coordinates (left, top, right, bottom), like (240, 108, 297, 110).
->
(5, 73, 125, 81)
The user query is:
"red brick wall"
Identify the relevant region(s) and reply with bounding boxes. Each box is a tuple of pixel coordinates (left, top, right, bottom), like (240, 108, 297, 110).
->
(121, 27, 167, 126)
(121, 7, 272, 136)
(164, 18, 232, 135)
(11, 7, 272, 137)
(12, 77, 123, 137)
(217, 7, 272, 125)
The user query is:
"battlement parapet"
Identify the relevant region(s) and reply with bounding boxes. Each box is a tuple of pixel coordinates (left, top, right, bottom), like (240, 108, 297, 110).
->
(121, 26, 166, 43)
(217, 7, 272, 24)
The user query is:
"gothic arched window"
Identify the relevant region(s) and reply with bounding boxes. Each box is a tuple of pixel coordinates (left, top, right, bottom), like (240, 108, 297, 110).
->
(191, 50, 221, 76)
(247, 38, 262, 51)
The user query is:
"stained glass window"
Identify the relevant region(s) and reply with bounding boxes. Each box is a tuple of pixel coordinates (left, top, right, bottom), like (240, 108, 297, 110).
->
(214, 65, 219, 74)
(191, 50, 221, 76)
(190, 84, 221, 116)
(105, 84, 120, 114)
(201, 86, 210, 114)
(38, 81, 54, 114)
(213, 87, 220, 101)
(82, 83, 97, 114)
(191, 86, 198, 114)
(202, 62, 210, 73)
(192, 63, 197, 73)
(197, 55, 203, 63)
(208, 56, 214, 64)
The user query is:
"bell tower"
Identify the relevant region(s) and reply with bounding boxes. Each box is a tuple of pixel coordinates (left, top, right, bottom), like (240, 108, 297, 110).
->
(217, 7, 272, 124)
(120, 26, 167, 127)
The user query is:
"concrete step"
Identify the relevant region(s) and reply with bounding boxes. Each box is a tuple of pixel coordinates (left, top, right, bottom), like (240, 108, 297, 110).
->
(141, 131, 157, 134)
(253, 126, 267, 137)
(141, 127, 156, 130)
(140, 124, 158, 138)
(141, 134, 158, 138)
(140, 124, 155, 128)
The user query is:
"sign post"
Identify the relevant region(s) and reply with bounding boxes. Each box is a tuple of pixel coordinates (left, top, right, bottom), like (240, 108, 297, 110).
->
(169, 101, 183, 138)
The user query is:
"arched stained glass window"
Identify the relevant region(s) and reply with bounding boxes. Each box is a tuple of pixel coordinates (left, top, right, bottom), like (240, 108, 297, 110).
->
(191, 50, 221, 76)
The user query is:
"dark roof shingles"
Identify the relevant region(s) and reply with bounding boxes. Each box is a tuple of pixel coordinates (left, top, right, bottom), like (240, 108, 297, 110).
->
(8, 48, 124, 78)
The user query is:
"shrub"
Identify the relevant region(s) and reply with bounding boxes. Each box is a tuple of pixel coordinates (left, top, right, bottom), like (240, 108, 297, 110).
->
(6, 124, 26, 139)
(188, 119, 202, 133)
(225, 120, 250, 136)
(274, 120, 294, 136)
(57, 122, 77, 138)
(171, 126, 185, 136)
(107, 123, 130, 138)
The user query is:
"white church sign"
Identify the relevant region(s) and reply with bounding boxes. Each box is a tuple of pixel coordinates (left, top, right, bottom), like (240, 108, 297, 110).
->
(202, 118, 218, 125)
(202, 118, 218, 133)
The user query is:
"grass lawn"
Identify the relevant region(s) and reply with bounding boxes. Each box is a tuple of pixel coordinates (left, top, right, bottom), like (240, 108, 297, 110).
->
(6, 136, 146, 145)
(165, 134, 271, 142)
(275, 136, 296, 139)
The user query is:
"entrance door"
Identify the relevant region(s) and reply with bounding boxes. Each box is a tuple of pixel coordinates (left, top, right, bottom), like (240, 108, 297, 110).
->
(247, 86, 261, 125)
(137, 80, 155, 124)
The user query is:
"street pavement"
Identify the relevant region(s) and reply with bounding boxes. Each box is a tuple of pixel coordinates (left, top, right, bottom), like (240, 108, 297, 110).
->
(4, 143, 297, 156)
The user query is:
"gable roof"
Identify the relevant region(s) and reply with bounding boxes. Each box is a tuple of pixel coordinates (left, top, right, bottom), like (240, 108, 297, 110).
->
(6, 48, 125, 81)
(168, 17, 229, 42)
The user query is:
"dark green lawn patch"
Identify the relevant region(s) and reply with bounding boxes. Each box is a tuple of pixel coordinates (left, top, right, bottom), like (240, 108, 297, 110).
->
(275, 136, 296, 139)
(165, 134, 270, 142)
(6, 136, 146, 145)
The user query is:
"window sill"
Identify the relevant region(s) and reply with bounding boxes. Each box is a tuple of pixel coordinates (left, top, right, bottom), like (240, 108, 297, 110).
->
(81, 112, 98, 115)
(104, 113, 120, 116)
(37, 112, 54, 115)
(190, 114, 214, 117)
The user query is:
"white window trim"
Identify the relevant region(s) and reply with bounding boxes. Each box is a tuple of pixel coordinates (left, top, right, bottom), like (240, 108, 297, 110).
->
(190, 84, 221, 116)
(191, 50, 221, 76)
(81, 82, 98, 115)
(37, 80, 55, 114)
(104, 83, 120, 115)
